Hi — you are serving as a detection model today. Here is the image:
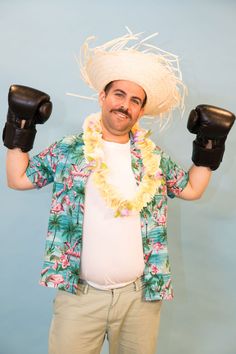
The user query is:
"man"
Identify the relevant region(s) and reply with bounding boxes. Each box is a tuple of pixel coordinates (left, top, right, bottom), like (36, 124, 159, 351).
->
(3, 31, 235, 354)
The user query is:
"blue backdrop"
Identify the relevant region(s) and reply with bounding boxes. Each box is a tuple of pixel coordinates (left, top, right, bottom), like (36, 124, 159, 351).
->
(0, 1, 235, 353)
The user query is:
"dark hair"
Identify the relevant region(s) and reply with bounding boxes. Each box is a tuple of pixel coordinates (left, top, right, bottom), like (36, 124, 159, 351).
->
(104, 81, 147, 108)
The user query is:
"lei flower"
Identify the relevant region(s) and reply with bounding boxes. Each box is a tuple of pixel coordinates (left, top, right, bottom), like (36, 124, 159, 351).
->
(83, 112, 163, 217)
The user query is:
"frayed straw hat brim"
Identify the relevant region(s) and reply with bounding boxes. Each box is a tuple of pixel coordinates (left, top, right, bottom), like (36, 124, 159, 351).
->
(69, 30, 187, 119)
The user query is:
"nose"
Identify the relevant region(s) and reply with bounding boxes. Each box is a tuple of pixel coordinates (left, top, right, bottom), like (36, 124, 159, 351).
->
(120, 97, 130, 111)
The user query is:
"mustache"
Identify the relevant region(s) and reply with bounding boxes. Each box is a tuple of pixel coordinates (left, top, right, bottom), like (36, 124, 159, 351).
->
(110, 108, 131, 119)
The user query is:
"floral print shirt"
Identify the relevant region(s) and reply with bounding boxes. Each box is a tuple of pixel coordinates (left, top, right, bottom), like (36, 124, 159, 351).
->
(26, 132, 189, 301)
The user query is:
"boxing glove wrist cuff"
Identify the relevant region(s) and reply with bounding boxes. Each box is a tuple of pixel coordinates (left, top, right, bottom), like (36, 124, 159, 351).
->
(3, 122, 36, 152)
(192, 140, 225, 171)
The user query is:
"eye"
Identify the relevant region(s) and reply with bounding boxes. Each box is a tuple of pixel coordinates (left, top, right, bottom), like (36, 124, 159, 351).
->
(115, 92, 124, 97)
(132, 98, 141, 106)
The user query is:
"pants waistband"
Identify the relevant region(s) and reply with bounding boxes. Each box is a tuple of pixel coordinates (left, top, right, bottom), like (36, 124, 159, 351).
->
(77, 277, 144, 295)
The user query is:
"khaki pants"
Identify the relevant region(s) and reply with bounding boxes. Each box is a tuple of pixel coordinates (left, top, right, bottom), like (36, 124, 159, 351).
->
(49, 278, 162, 354)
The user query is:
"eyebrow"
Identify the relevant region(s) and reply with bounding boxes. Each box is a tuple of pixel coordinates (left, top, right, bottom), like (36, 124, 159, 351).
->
(113, 89, 143, 104)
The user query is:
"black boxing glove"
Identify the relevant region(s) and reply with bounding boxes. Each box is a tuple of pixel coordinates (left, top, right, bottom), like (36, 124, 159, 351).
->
(2, 85, 52, 152)
(187, 104, 235, 170)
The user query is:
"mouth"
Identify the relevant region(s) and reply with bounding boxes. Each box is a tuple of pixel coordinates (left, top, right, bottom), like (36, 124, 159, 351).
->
(113, 111, 130, 120)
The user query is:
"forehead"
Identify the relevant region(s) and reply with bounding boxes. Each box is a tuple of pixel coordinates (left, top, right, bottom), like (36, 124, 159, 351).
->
(107, 80, 146, 99)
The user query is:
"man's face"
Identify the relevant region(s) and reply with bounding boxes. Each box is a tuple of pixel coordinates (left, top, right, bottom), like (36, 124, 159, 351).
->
(99, 80, 146, 143)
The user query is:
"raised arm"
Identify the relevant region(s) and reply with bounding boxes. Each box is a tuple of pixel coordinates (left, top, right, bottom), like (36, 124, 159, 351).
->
(179, 104, 235, 200)
(6, 149, 34, 190)
(3, 85, 53, 190)
(179, 165, 211, 200)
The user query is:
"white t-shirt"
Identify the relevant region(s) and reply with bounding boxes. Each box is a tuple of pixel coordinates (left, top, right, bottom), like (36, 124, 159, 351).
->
(80, 139, 145, 289)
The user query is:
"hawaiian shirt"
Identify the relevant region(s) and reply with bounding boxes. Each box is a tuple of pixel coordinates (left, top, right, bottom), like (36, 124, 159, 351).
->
(26, 132, 189, 301)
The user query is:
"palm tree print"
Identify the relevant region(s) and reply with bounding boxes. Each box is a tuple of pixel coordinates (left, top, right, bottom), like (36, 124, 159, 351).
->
(62, 222, 80, 244)
(59, 135, 84, 180)
(48, 214, 63, 251)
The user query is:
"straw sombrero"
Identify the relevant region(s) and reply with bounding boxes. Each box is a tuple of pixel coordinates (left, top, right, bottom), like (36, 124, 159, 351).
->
(70, 29, 186, 118)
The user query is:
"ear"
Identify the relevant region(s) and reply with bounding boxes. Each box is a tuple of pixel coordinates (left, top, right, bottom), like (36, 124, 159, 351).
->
(98, 91, 106, 106)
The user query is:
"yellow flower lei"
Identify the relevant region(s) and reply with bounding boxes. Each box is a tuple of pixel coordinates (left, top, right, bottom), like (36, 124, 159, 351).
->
(83, 112, 163, 217)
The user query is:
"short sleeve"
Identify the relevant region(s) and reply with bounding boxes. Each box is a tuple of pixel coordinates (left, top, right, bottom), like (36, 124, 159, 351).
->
(160, 150, 189, 198)
(26, 141, 60, 189)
